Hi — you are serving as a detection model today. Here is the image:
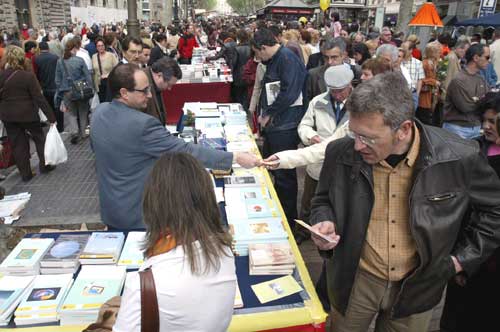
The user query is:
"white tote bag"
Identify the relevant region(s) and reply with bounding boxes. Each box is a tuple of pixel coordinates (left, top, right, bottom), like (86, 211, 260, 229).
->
(44, 125, 68, 165)
(89, 93, 100, 111)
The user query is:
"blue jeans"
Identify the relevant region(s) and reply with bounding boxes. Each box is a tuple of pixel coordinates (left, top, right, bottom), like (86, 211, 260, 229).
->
(412, 91, 419, 112)
(442, 122, 481, 140)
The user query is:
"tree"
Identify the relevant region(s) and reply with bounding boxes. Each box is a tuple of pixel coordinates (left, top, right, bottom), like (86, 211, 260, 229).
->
(197, 0, 217, 11)
(227, 0, 265, 16)
(396, 0, 414, 36)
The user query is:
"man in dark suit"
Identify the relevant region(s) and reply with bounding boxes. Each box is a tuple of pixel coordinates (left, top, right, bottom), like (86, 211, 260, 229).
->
(306, 37, 347, 103)
(35, 41, 63, 132)
(306, 37, 361, 103)
(91, 64, 260, 230)
(143, 58, 181, 126)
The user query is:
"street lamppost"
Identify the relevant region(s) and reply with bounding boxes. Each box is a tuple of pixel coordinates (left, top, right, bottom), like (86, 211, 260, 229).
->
(127, 0, 140, 37)
(174, 0, 179, 22)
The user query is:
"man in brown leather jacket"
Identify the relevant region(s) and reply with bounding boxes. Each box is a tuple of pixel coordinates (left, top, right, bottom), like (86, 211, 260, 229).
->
(143, 57, 182, 126)
(310, 72, 500, 332)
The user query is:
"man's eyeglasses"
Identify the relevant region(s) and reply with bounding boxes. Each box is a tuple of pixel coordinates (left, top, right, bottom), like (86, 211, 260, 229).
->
(346, 129, 377, 146)
(129, 86, 151, 95)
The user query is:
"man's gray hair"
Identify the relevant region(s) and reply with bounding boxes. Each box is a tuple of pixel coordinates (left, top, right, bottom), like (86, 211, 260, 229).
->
(321, 36, 346, 53)
(376, 44, 399, 63)
(346, 72, 414, 129)
(49, 31, 58, 40)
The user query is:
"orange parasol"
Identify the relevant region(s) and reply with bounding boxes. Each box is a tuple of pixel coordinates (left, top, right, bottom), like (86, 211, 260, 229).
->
(408, 3, 444, 27)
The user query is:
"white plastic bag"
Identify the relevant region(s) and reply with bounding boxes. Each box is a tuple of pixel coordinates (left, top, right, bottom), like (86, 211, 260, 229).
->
(90, 93, 100, 111)
(44, 125, 68, 165)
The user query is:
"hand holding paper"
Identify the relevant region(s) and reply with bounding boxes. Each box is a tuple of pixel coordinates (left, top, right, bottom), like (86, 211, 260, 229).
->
(295, 219, 340, 250)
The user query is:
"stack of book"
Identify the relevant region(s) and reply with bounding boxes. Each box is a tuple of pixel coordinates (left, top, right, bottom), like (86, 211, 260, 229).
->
(0, 238, 54, 276)
(249, 243, 295, 275)
(118, 232, 146, 270)
(14, 274, 73, 326)
(58, 265, 126, 326)
(0, 275, 35, 326)
(224, 125, 252, 143)
(220, 104, 247, 126)
(225, 187, 280, 220)
(79, 232, 125, 265)
(229, 218, 289, 256)
(40, 234, 89, 274)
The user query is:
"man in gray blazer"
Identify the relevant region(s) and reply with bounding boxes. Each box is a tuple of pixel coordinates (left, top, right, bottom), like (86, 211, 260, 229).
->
(91, 64, 259, 230)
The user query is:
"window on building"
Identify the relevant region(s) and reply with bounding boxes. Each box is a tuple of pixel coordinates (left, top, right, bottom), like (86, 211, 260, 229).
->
(90, 0, 96, 6)
(103, 0, 107, 6)
(142, 2, 149, 9)
(114, 0, 118, 8)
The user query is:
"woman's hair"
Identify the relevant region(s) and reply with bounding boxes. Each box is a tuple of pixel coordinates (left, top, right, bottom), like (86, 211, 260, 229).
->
(365, 39, 378, 53)
(424, 41, 441, 60)
(142, 153, 232, 275)
(352, 42, 371, 65)
(24, 40, 37, 53)
(103, 32, 116, 47)
(95, 37, 105, 47)
(361, 57, 392, 76)
(4, 45, 27, 70)
(300, 29, 311, 44)
(477, 92, 500, 116)
(63, 38, 77, 59)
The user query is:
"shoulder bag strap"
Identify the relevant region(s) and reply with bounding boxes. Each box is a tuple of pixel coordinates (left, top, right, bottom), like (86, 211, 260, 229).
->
(139, 267, 159, 332)
(97, 53, 103, 77)
(0, 70, 18, 97)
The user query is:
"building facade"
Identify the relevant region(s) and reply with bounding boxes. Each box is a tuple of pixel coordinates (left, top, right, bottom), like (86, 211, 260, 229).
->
(0, 0, 71, 29)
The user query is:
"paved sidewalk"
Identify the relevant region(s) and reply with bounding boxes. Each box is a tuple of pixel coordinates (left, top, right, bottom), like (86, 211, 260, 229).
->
(3, 136, 102, 229)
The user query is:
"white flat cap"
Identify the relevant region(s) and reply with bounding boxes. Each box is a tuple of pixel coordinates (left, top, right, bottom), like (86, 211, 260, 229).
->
(324, 65, 354, 90)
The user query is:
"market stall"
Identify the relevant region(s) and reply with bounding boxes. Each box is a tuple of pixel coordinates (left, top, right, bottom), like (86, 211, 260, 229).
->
(0, 104, 328, 332)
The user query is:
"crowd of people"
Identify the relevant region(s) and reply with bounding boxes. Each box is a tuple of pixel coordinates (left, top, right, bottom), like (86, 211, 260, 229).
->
(1, 13, 500, 332)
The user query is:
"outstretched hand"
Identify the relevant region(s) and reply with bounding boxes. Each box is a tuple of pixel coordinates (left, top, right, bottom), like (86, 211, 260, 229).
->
(261, 155, 280, 170)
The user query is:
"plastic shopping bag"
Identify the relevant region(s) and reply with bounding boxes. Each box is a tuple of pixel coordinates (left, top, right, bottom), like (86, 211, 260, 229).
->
(44, 125, 68, 165)
(90, 93, 100, 111)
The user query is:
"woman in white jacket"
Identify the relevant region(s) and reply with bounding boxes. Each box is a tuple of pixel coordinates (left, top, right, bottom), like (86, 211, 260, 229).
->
(269, 65, 354, 237)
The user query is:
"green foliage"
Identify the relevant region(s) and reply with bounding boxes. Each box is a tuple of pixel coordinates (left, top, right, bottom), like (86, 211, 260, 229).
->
(227, 0, 265, 15)
(197, 0, 217, 11)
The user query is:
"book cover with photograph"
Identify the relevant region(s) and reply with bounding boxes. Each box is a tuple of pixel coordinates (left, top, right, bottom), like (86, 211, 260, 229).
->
(0, 238, 54, 271)
(251, 275, 302, 304)
(40, 234, 89, 267)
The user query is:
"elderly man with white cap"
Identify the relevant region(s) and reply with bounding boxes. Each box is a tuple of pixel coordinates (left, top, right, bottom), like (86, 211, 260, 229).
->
(262, 65, 354, 239)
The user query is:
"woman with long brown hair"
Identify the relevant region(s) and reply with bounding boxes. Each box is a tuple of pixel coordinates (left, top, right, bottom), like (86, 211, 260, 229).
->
(0, 45, 56, 182)
(113, 153, 236, 332)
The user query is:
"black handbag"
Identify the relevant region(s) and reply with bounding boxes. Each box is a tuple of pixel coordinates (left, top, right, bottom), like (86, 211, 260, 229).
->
(61, 59, 94, 101)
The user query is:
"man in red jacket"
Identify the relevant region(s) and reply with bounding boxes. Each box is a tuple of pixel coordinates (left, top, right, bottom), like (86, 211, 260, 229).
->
(177, 24, 199, 64)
